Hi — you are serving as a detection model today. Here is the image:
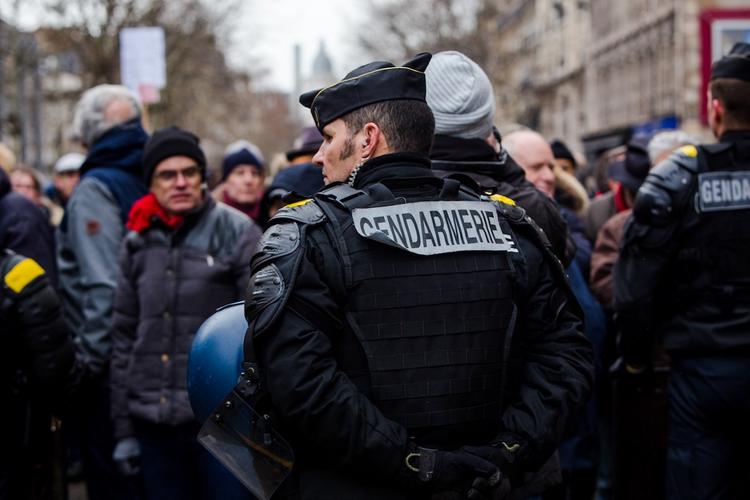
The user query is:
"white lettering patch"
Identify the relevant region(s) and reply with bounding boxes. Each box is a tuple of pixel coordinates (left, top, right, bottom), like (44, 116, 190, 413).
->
(698, 171, 750, 212)
(352, 201, 518, 255)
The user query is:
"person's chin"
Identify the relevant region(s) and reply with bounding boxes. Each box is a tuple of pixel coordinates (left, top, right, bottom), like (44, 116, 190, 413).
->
(167, 200, 197, 213)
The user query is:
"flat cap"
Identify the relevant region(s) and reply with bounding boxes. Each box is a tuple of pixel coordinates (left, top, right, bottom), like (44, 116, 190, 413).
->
(711, 42, 750, 82)
(300, 53, 432, 130)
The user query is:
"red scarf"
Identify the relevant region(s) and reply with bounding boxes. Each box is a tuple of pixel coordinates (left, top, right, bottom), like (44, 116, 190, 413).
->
(222, 191, 263, 223)
(613, 183, 629, 213)
(126, 193, 184, 233)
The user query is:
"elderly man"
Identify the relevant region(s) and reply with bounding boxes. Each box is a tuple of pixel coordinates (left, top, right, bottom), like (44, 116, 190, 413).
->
(58, 84, 148, 500)
(216, 53, 593, 500)
(110, 127, 260, 499)
(425, 51, 570, 265)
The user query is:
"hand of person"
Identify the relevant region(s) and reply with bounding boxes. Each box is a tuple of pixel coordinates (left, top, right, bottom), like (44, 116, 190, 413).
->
(113, 437, 141, 476)
(407, 446, 499, 495)
(460, 434, 523, 500)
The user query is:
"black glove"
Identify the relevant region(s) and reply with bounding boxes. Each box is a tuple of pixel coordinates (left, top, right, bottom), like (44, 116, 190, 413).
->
(406, 446, 499, 495)
(460, 432, 527, 499)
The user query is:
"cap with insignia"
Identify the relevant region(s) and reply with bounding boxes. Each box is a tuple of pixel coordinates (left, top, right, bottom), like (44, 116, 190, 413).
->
(710, 42, 750, 82)
(299, 53, 432, 130)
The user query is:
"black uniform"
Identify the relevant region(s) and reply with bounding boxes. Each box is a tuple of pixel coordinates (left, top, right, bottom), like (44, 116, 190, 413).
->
(245, 153, 593, 498)
(0, 250, 87, 500)
(430, 134, 572, 266)
(615, 132, 750, 499)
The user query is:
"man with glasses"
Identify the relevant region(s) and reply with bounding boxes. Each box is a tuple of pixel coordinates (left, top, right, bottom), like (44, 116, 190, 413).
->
(109, 127, 261, 499)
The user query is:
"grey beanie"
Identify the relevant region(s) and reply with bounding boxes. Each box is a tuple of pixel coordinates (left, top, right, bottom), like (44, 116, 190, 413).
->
(425, 51, 496, 140)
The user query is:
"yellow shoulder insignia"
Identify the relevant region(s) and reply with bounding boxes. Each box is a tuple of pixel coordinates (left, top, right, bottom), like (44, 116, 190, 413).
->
(4, 258, 45, 293)
(678, 145, 698, 158)
(490, 194, 517, 206)
(285, 198, 313, 208)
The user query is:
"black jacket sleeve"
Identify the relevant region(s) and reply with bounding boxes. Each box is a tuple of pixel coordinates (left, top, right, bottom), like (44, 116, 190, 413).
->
(613, 218, 674, 366)
(249, 224, 412, 481)
(1, 253, 84, 393)
(501, 228, 593, 469)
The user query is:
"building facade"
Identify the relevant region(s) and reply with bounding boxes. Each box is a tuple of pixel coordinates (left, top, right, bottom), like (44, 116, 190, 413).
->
(491, 0, 750, 158)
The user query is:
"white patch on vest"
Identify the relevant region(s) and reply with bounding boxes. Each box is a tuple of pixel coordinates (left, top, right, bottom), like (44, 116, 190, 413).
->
(352, 201, 518, 255)
(698, 171, 750, 212)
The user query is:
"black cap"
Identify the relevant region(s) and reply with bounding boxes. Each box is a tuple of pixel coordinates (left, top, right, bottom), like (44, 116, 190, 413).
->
(710, 42, 750, 82)
(550, 139, 577, 167)
(142, 126, 206, 185)
(299, 52, 432, 131)
(610, 141, 650, 193)
(286, 126, 324, 162)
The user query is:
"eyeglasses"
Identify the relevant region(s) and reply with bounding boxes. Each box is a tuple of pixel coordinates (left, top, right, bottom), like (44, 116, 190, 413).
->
(153, 165, 201, 182)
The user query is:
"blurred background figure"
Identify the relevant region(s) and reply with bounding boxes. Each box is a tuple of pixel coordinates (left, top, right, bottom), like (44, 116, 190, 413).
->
(212, 140, 266, 224)
(9, 166, 63, 226)
(0, 249, 91, 500)
(59, 83, 148, 500)
(425, 50, 570, 265)
(551, 139, 578, 176)
(504, 126, 605, 500)
(0, 167, 57, 283)
(262, 163, 324, 219)
(49, 153, 85, 208)
(285, 126, 323, 166)
(259, 126, 325, 221)
(0, 144, 15, 174)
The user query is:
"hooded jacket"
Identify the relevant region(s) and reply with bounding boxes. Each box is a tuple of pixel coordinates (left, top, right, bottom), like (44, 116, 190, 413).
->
(430, 135, 571, 266)
(57, 119, 148, 376)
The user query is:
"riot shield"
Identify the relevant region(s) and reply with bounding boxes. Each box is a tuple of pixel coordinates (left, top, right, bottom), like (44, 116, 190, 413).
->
(198, 388, 294, 500)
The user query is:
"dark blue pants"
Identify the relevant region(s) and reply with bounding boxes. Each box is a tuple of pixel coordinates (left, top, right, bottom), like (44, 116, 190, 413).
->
(666, 357, 750, 500)
(68, 383, 141, 500)
(134, 419, 251, 500)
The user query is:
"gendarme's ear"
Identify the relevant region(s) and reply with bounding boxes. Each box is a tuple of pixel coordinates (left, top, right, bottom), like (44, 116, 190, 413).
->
(404, 53, 432, 72)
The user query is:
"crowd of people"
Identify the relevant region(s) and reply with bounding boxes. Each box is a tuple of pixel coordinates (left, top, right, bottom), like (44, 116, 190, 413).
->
(1, 42, 748, 500)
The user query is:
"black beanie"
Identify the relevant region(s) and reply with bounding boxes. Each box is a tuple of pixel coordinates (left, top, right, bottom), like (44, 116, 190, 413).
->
(142, 126, 206, 185)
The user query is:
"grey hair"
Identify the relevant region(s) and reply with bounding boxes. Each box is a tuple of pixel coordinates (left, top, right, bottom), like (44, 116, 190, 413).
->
(647, 130, 698, 164)
(72, 84, 141, 147)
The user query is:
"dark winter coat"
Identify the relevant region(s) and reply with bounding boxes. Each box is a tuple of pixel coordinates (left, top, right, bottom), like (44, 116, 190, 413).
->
(430, 135, 572, 266)
(110, 197, 262, 439)
(0, 169, 57, 282)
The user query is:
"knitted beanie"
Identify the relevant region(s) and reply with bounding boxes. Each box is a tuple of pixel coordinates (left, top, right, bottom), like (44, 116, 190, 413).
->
(425, 51, 496, 140)
(222, 140, 265, 181)
(142, 126, 206, 185)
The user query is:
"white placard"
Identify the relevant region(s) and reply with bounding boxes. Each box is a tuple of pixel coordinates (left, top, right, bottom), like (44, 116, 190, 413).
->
(120, 27, 166, 102)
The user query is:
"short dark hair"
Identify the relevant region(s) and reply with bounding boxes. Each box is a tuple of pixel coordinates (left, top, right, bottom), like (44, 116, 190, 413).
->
(710, 78, 750, 128)
(342, 100, 435, 155)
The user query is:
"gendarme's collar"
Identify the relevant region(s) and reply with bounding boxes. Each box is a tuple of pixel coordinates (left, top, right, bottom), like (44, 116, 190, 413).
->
(711, 42, 750, 82)
(299, 53, 432, 131)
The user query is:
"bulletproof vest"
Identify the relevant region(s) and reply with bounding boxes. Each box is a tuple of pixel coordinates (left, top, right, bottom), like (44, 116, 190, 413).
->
(673, 142, 750, 303)
(314, 183, 519, 436)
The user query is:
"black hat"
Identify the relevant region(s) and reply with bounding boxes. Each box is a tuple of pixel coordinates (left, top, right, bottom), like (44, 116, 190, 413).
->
(610, 141, 650, 193)
(300, 52, 432, 131)
(264, 162, 325, 204)
(710, 42, 750, 82)
(286, 126, 324, 162)
(550, 139, 577, 168)
(143, 126, 206, 185)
